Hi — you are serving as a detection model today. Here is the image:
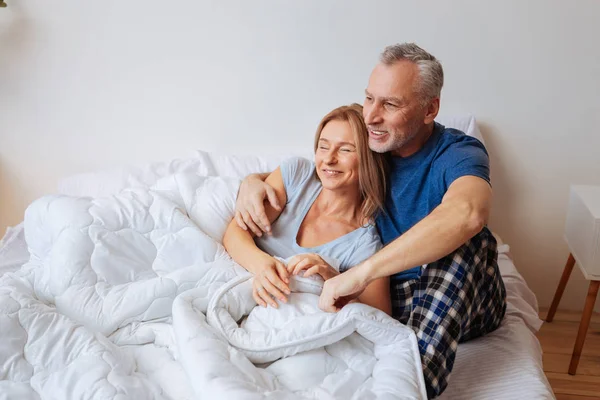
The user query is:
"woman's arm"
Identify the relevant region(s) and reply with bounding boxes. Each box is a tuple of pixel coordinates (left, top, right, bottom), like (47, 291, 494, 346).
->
(358, 277, 391, 316)
(223, 167, 291, 307)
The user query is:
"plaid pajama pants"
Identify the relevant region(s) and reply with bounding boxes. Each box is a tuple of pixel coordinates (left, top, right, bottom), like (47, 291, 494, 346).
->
(391, 227, 507, 399)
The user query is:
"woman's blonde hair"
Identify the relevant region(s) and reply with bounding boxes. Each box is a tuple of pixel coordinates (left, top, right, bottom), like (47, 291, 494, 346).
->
(313, 103, 388, 222)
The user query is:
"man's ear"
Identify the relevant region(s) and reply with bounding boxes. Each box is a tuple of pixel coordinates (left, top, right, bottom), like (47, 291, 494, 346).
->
(423, 97, 440, 125)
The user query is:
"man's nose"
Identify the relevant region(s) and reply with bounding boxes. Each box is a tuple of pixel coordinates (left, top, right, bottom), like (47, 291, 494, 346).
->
(364, 104, 382, 125)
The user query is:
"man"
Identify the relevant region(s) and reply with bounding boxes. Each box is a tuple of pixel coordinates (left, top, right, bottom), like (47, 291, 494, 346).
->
(234, 43, 506, 398)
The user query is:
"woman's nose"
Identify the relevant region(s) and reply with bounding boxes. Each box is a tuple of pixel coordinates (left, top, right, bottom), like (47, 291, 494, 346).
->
(324, 149, 337, 163)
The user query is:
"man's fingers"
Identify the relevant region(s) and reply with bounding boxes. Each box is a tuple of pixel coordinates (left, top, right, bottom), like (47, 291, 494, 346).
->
(265, 186, 281, 211)
(251, 204, 271, 235)
(235, 211, 247, 231)
(319, 292, 338, 312)
(319, 280, 342, 313)
(242, 211, 263, 237)
(334, 295, 355, 309)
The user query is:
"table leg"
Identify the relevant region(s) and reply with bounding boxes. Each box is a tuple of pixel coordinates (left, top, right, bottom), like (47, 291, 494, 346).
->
(546, 253, 576, 322)
(568, 280, 600, 375)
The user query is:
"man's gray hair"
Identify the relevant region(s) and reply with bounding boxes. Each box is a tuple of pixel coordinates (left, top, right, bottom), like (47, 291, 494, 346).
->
(380, 43, 444, 106)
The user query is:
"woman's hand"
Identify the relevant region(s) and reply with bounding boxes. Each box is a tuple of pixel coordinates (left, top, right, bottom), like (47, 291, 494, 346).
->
(252, 255, 290, 308)
(287, 253, 340, 281)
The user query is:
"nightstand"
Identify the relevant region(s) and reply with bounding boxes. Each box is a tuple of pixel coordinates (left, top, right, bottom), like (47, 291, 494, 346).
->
(546, 185, 600, 375)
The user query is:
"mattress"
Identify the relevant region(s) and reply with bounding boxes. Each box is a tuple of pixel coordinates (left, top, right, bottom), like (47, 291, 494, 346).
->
(0, 224, 554, 399)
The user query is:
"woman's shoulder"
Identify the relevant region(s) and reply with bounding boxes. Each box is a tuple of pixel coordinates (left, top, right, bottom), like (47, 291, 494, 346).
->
(360, 224, 382, 245)
(280, 157, 314, 174)
(336, 224, 381, 272)
(279, 157, 317, 201)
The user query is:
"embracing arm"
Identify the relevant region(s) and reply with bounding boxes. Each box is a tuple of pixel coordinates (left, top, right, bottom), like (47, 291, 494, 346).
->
(223, 168, 290, 306)
(287, 254, 391, 315)
(319, 175, 491, 312)
(360, 175, 491, 282)
(224, 168, 286, 264)
(234, 172, 279, 236)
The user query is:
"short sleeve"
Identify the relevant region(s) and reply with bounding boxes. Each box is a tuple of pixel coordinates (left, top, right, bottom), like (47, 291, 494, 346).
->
(439, 138, 490, 189)
(279, 157, 315, 203)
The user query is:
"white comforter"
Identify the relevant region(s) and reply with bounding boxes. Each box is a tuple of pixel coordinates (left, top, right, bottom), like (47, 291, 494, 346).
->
(0, 173, 426, 400)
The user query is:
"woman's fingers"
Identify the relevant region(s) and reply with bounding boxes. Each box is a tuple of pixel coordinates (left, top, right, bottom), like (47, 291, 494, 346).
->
(302, 265, 321, 278)
(253, 288, 267, 307)
(257, 284, 276, 308)
(274, 260, 290, 286)
(293, 258, 312, 276)
(286, 255, 301, 273)
(263, 274, 287, 304)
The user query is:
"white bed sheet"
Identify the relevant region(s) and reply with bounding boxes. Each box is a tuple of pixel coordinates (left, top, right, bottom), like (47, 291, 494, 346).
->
(438, 243, 554, 400)
(0, 225, 555, 399)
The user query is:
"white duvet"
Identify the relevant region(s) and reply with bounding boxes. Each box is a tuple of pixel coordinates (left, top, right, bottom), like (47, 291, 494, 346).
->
(0, 172, 426, 400)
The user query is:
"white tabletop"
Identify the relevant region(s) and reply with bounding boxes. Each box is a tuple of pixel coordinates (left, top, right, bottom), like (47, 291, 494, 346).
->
(571, 185, 600, 219)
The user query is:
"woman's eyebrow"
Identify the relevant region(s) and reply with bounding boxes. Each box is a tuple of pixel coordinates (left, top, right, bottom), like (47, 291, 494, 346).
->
(319, 138, 355, 147)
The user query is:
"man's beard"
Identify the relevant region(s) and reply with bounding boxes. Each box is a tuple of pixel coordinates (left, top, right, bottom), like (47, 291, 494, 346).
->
(368, 120, 422, 154)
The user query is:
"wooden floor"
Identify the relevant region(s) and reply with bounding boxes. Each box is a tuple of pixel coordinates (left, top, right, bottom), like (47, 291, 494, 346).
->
(537, 308, 600, 399)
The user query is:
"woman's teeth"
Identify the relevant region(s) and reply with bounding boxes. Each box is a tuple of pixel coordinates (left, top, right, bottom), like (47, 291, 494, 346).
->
(323, 169, 342, 176)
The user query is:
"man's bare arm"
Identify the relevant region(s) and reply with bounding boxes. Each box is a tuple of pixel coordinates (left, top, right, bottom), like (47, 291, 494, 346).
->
(360, 175, 491, 283)
(319, 175, 492, 312)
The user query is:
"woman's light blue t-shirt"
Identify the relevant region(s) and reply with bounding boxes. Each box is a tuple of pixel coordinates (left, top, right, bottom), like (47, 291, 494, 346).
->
(254, 157, 382, 272)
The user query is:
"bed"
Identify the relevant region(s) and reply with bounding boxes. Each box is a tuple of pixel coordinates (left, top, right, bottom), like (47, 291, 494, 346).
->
(0, 116, 555, 399)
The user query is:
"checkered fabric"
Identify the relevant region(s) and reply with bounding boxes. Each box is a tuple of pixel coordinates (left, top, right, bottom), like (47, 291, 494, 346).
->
(391, 227, 507, 399)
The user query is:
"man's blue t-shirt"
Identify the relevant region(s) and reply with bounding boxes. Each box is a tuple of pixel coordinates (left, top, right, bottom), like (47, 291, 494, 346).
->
(375, 122, 491, 281)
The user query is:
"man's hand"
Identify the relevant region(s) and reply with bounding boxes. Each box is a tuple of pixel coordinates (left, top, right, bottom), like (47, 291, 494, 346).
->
(235, 174, 281, 237)
(287, 254, 339, 281)
(318, 265, 370, 312)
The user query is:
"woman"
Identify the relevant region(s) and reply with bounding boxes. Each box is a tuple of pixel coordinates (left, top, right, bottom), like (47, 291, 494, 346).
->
(223, 104, 391, 314)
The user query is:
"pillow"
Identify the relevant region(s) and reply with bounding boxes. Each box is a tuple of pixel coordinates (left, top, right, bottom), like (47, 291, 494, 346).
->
(436, 114, 485, 145)
(57, 115, 483, 197)
(57, 151, 312, 198)
(192, 150, 313, 179)
(57, 157, 209, 198)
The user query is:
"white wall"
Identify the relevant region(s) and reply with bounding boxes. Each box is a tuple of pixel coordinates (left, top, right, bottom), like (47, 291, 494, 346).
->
(1, 0, 599, 311)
